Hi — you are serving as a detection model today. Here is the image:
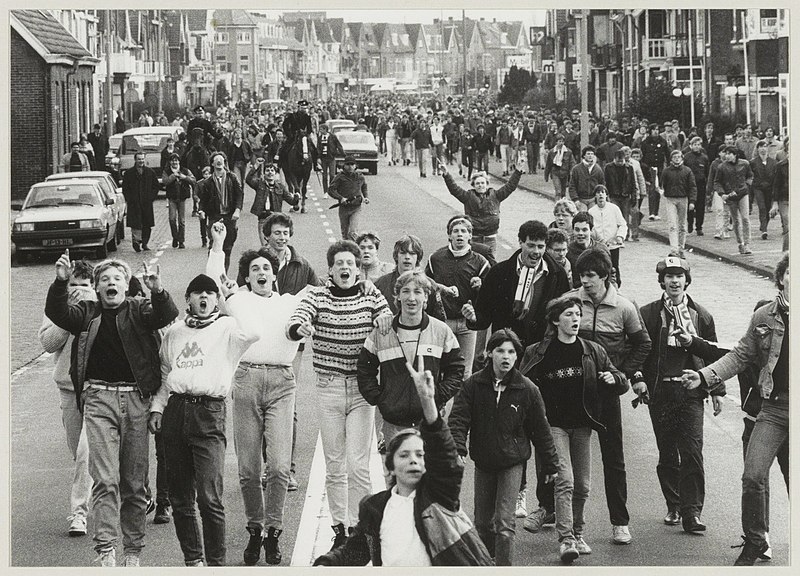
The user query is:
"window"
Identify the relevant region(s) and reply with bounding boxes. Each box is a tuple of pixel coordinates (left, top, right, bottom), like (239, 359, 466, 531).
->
(760, 9, 778, 33)
(216, 54, 226, 61)
(215, 32, 228, 43)
(238, 31, 252, 43)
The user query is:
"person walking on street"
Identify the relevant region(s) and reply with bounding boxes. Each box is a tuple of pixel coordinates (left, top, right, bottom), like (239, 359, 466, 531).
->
(588, 186, 628, 286)
(770, 139, 789, 251)
(681, 253, 789, 566)
(246, 160, 299, 246)
(122, 151, 160, 252)
(749, 140, 777, 240)
(226, 128, 253, 189)
(197, 151, 244, 272)
(682, 137, 709, 236)
(45, 253, 179, 566)
(545, 134, 575, 200)
(473, 125, 493, 173)
(150, 267, 258, 567)
(440, 162, 520, 258)
(639, 255, 725, 534)
(87, 123, 109, 171)
(714, 145, 754, 255)
(520, 296, 627, 563)
(162, 154, 196, 250)
(317, 123, 344, 197)
(641, 123, 670, 220)
(450, 328, 559, 566)
(569, 146, 605, 211)
(61, 141, 91, 173)
(38, 259, 96, 538)
(660, 150, 697, 257)
(411, 120, 434, 177)
(328, 155, 369, 241)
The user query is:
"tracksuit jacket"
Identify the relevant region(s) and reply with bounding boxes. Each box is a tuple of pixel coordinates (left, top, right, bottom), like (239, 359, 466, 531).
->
(357, 312, 465, 427)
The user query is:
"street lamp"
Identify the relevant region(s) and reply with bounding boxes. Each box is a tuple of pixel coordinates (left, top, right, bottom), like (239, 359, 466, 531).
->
(672, 85, 692, 128)
(724, 84, 748, 118)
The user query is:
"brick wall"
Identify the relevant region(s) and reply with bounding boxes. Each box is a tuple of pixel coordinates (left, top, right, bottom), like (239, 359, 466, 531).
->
(11, 29, 48, 202)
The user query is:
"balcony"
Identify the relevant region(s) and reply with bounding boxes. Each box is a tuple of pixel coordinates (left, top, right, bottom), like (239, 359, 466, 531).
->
(645, 37, 704, 60)
(591, 44, 622, 69)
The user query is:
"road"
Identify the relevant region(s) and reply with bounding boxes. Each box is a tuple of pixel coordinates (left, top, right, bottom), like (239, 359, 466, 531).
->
(9, 156, 788, 567)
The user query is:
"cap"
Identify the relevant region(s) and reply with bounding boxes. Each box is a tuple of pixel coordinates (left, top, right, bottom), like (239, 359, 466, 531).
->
(193, 105, 205, 112)
(185, 274, 219, 298)
(343, 155, 357, 164)
(297, 99, 309, 106)
(656, 255, 690, 276)
(649, 122, 659, 131)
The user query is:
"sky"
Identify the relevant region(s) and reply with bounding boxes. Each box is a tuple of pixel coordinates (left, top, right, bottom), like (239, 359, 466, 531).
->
(260, 9, 546, 28)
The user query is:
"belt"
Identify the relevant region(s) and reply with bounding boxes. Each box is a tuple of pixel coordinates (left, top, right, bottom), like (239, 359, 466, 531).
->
(662, 376, 684, 383)
(240, 361, 290, 369)
(87, 381, 137, 392)
(170, 392, 225, 404)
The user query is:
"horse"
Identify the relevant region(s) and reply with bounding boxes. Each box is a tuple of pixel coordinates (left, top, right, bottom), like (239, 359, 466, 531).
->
(283, 130, 317, 213)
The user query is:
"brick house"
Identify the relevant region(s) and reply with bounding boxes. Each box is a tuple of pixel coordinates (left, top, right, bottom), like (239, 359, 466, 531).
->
(10, 10, 99, 202)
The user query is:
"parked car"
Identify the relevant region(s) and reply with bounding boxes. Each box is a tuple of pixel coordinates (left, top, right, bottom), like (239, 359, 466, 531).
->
(105, 133, 123, 181)
(325, 119, 357, 135)
(259, 98, 286, 112)
(11, 179, 119, 262)
(45, 171, 126, 243)
(117, 126, 184, 180)
(335, 130, 379, 175)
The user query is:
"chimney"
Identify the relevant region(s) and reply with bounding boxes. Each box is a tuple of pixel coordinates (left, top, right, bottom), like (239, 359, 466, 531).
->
(493, 18, 496, 23)
(448, 17, 453, 21)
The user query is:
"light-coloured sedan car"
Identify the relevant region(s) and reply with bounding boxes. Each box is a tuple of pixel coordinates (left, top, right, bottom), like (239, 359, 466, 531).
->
(335, 130, 379, 175)
(11, 179, 118, 262)
(45, 171, 126, 243)
(118, 126, 184, 178)
(325, 119, 357, 135)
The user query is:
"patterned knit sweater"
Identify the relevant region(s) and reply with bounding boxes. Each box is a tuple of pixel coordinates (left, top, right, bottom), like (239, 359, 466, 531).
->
(288, 284, 390, 375)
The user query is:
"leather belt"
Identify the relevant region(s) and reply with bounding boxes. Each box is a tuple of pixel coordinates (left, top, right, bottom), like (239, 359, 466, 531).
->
(88, 381, 137, 392)
(170, 393, 225, 404)
(662, 376, 684, 383)
(240, 361, 289, 369)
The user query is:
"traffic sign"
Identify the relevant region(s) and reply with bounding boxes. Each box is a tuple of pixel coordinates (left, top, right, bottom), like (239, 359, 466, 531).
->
(433, 88, 439, 96)
(124, 87, 140, 102)
(529, 26, 547, 46)
(542, 59, 555, 74)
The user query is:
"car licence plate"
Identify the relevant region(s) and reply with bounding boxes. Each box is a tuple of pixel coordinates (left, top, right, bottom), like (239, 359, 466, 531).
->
(42, 238, 73, 247)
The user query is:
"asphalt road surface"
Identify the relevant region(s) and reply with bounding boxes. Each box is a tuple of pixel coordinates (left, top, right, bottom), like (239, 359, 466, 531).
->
(9, 157, 788, 567)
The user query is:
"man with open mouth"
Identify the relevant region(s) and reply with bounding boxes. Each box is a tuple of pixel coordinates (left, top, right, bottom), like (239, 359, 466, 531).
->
(45, 250, 179, 567)
(149, 261, 258, 567)
(286, 240, 392, 551)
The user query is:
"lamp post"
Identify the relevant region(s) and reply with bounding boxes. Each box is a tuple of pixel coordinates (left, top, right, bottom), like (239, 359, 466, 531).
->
(724, 84, 749, 120)
(672, 85, 692, 128)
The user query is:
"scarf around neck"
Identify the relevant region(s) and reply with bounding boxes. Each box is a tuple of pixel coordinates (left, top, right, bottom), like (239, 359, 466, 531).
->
(184, 307, 221, 329)
(777, 291, 789, 314)
(662, 293, 696, 347)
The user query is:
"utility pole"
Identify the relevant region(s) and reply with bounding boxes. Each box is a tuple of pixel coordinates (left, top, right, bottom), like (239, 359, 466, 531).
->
(462, 10, 468, 94)
(688, 10, 696, 127)
(578, 10, 590, 150)
(105, 10, 113, 138)
(156, 10, 163, 115)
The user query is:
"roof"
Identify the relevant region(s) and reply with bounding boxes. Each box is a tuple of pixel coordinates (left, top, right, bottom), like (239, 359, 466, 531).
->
(312, 20, 334, 44)
(185, 10, 208, 32)
(162, 11, 183, 45)
(327, 18, 345, 43)
(121, 127, 184, 136)
(405, 23, 423, 49)
(422, 24, 444, 51)
(211, 9, 256, 28)
(11, 9, 96, 64)
(500, 21, 526, 48)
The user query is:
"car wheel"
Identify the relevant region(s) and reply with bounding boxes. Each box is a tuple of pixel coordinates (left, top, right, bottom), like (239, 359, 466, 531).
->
(96, 229, 109, 259)
(116, 220, 125, 242)
(13, 251, 27, 265)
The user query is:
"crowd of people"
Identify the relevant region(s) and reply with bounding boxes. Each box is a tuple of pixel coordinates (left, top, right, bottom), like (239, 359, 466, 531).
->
(42, 94, 789, 567)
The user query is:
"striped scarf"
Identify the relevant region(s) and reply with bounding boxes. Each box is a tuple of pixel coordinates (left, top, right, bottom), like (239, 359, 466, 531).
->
(776, 291, 789, 314)
(184, 307, 221, 329)
(663, 294, 697, 347)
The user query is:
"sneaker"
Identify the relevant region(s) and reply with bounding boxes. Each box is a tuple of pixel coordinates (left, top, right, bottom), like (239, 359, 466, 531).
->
(122, 554, 140, 567)
(723, 232, 731, 239)
(154, 503, 171, 524)
(732, 535, 770, 566)
(742, 245, 753, 255)
(515, 489, 527, 519)
(714, 234, 724, 240)
(96, 548, 116, 567)
(185, 559, 205, 567)
(244, 526, 263, 566)
(575, 536, 592, 555)
(653, 215, 662, 221)
(761, 232, 768, 240)
(559, 539, 579, 563)
(67, 514, 87, 537)
(262, 469, 268, 489)
(263, 527, 282, 565)
(524, 507, 555, 533)
(146, 497, 156, 515)
(330, 523, 347, 551)
(760, 533, 773, 561)
(287, 472, 298, 492)
(612, 525, 632, 545)
(201, 239, 207, 248)
(648, 215, 655, 221)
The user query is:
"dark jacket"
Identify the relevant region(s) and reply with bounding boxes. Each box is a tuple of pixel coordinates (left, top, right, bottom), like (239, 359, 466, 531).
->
(226, 139, 253, 164)
(772, 158, 788, 202)
(749, 156, 777, 196)
(603, 162, 636, 198)
(682, 149, 709, 191)
(328, 170, 367, 208)
(469, 251, 570, 347)
(358, 313, 465, 427)
(87, 131, 109, 168)
(714, 158, 754, 202)
(122, 165, 160, 229)
(473, 133, 494, 153)
(544, 146, 575, 181)
(44, 278, 178, 407)
(411, 127, 434, 149)
(442, 170, 520, 236)
(640, 295, 724, 398)
(569, 161, 605, 201)
(317, 131, 344, 159)
(660, 163, 698, 202)
(519, 335, 628, 431)
(641, 135, 670, 173)
(161, 166, 195, 203)
(566, 239, 612, 287)
(315, 417, 480, 566)
(449, 366, 558, 473)
(197, 169, 244, 221)
(246, 169, 298, 218)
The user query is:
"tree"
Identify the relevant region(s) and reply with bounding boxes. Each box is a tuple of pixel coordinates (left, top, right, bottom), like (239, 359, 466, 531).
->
(216, 80, 230, 106)
(626, 77, 704, 127)
(498, 65, 537, 106)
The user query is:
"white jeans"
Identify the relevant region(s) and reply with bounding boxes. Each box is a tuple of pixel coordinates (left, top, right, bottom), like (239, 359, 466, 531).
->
(316, 373, 375, 527)
(663, 196, 689, 252)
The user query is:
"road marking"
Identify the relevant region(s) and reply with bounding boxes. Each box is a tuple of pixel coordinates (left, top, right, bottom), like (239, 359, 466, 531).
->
(149, 258, 159, 265)
(319, 215, 327, 219)
(10, 352, 49, 380)
(317, 208, 323, 213)
(155, 251, 164, 257)
(291, 431, 385, 566)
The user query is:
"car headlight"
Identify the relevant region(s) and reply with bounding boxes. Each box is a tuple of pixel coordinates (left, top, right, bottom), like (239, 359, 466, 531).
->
(13, 222, 34, 232)
(111, 157, 120, 166)
(80, 219, 102, 229)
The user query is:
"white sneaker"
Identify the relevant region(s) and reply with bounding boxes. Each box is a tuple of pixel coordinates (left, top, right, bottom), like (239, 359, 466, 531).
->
(186, 559, 205, 567)
(559, 539, 579, 563)
(612, 525, 632, 545)
(96, 548, 116, 567)
(123, 553, 140, 567)
(67, 514, 87, 537)
(575, 536, 592, 555)
(515, 489, 527, 518)
(653, 215, 662, 221)
(760, 532, 772, 561)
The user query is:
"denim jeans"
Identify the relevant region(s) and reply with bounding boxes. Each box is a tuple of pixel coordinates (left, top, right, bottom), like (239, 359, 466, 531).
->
(387, 137, 399, 164)
(162, 395, 227, 566)
(316, 373, 375, 527)
(526, 142, 539, 173)
(58, 388, 92, 520)
(338, 206, 362, 242)
(82, 386, 150, 555)
(648, 184, 660, 216)
(777, 200, 789, 251)
(597, 394, 629, 526)
(648, 382, 705, 516)
(499, 144, 510, 172)
(753, 189, 772, 233)
(232, 364, 295, 531)
(534, 448, 556, 512)
(551, 173, 568, 199)
(476, 151, 489, 172)
(687, 185, 706, 232)
(472, 235, 497, 261)
(711, 192, 731, 237)
(742, 417, 789, 531)
(416, 148, 430, 175)
(446, 318, 476, 381)
(432, 143, 444, 172)
(168, 199, 186, 243)
(399, 138, 411, 162)
(663, 196, 689, 252)
(474, 464, 523, 566)
(742, 399, 789, 546)
(552, 426, 592, 542)
(154, 430, 170, 507)
(321, 158, 336, 195)
(728, 194, 751, 247)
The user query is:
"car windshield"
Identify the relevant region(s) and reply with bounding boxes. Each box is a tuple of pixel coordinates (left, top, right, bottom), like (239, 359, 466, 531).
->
(25, 184, 100, 208)
(338, 133, 375, 146)
(109, 134, 122, 152)
(121, 134, 169, 154)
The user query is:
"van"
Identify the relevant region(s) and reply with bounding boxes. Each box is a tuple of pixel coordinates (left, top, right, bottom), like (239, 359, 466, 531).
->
(259, 99, 286, 112)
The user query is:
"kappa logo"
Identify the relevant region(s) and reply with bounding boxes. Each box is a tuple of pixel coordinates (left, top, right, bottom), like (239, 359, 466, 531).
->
(177, 341, 205, 368)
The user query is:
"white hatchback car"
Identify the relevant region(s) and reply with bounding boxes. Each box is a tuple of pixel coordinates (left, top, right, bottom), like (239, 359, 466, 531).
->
(118, 126, 184, 177)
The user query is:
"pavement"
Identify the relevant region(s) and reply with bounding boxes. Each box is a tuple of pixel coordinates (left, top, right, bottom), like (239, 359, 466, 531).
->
(483, 159, 784, 279)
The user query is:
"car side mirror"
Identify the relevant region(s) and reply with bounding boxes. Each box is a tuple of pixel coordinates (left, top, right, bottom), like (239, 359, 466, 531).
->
(105, 197, 115, 206)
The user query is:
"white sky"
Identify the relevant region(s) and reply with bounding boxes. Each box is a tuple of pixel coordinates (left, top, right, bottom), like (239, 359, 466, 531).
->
(260, 9, 546, 28)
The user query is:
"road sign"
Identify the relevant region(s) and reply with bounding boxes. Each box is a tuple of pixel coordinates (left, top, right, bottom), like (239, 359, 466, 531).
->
(542, 59, 555, 74)
(572, 63, 582, 80)
(529, 26, 547, 46)
(433, 88, 439, 96)
(124, 87, 140, 102)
